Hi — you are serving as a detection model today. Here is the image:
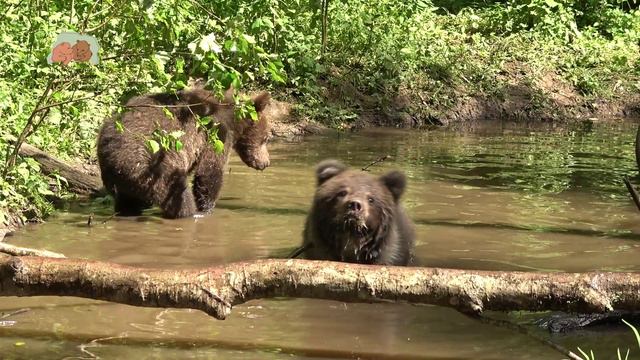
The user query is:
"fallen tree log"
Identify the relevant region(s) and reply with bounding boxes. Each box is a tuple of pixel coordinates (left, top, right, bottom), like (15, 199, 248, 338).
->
(1, 256, 639, 320)
(13, 141, 103, 195)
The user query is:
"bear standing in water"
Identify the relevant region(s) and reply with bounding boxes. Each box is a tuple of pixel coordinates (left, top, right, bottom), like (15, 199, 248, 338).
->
(302, 160, 415, 265)
(97, 88, 271, 219)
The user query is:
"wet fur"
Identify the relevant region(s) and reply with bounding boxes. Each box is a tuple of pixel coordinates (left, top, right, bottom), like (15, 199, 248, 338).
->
(302, 160, 415, 265)
(97, 88, 271, 219)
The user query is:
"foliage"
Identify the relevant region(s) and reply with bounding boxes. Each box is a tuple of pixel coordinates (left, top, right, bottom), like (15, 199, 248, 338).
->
(575, 319, 640, 360)
(1, 0, 639, 223)
(0, 0, 286, 224)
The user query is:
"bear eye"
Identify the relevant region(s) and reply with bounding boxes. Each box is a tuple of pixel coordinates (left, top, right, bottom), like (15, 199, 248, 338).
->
(368, 197, 375, 204)
(337, 190, 348, 198)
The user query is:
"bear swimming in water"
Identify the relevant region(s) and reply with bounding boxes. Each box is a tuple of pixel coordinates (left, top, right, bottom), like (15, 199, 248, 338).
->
(97, 88, 271, 219)
(302, 160, 415, 265)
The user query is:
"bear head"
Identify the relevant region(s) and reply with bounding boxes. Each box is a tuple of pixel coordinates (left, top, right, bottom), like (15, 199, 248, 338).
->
(229, 91, 271, 171)
(183, 87, 272, 170)
(311, 159, 406, 263)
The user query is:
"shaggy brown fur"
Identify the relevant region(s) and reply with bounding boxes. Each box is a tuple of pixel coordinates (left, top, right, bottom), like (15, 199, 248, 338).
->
(302, 160, 415, 265)
(97, 88, 271, 219)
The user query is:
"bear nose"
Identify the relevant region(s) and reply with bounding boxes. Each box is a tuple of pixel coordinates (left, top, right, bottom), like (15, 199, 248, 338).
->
(348, 200, 362, 212)
(255, 159, 270, 170)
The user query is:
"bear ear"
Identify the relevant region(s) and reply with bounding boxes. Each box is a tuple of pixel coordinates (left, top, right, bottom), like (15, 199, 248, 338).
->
(316, 160, 348, 186)
(252, 92, 271, 112)
(380, 171, 406, 202)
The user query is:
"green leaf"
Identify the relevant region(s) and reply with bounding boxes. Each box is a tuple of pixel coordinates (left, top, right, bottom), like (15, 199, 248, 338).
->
(16, 166, 29, 181)
(262, 17, 274, 29)
(251, 18, 263, 30)
(146, 139, 160, 154)
(176, 57, 185, 73)
(199, 33, 222, 53)
(162, 107, 174, 120)
(242, 34, 256, 44)
(622, 319, 640, 350)
(39, 187, 54, 196)
(114, 120, 125, 133)
(576, 347, 590, 360)
(213, 139, 224, 154)
(224, 39, 235, 51)
(198, 116, 212, 127)
(174, 140, 183, 152)
(169, 130, 184, 139)
(187, 41, 197, 53)
(249, 106, 258, 121)
(266, 61, 286, 83)
(52, 174, 68, 185)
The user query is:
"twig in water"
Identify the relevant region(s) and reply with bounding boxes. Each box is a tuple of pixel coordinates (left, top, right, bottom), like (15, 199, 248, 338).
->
(288, 243, 312, 259)
(623, 177, 640, 212)
(0, 308, 30, 320)
(101, 213, 117, 224)
(76, 335, 128, 360)
(361, 155, 390, 172)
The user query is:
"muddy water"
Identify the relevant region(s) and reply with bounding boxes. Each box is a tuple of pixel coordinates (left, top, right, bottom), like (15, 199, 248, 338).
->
(3, 121, 640, 359)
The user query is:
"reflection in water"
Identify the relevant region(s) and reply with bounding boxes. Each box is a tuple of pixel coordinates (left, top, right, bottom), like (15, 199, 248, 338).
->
(4, 121, 640, 359)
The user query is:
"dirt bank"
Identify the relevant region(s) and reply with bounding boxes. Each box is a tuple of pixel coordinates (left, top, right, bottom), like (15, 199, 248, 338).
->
(283, 65, 640, 132)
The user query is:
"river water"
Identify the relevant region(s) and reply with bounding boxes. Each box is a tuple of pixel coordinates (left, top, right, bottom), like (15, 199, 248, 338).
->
(2, 121, 640, 359)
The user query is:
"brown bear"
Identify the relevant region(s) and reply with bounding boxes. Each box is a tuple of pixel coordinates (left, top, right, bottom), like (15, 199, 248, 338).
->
(97, 87, 271, 219)
(301, 160, 415, 265)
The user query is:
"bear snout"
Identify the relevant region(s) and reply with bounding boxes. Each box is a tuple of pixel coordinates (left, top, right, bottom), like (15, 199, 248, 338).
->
(253, 158, 270, 170)
(347, 200, 362, 212)
(238, 146, 270, 170)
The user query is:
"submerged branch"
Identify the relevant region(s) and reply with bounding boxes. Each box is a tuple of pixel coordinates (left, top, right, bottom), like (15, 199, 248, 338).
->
(361, 155, 390, 171)
(1, 257, 640, 320)
(0, 243, 66, 258)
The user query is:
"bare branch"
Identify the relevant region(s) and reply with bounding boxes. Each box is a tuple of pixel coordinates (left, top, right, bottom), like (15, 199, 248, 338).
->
(3, 78, 57, 175)
(2, 257, 640, 320)
(80, 0, 101, 33)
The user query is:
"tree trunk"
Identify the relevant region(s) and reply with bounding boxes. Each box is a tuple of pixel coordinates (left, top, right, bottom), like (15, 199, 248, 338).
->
(1, 256, 639, 320)
(13, 141, 103, 195)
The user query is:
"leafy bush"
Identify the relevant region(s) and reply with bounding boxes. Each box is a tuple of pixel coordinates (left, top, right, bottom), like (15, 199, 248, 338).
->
(1, 0, 639, 224)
